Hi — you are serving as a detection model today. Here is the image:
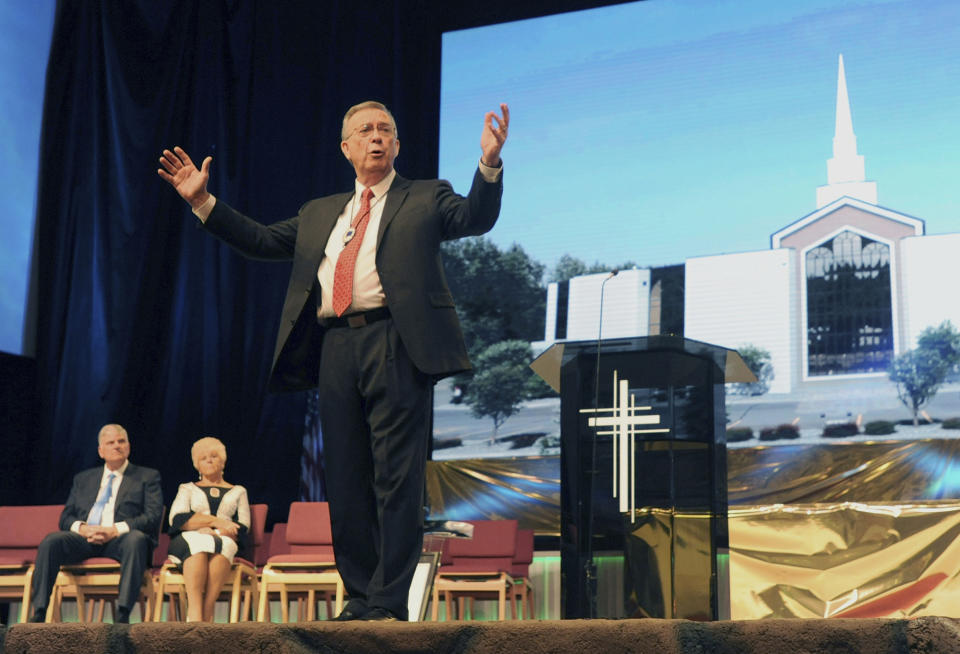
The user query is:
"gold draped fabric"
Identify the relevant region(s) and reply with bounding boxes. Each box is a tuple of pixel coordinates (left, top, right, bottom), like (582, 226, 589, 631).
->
(725, 439, 960, 618)
(426, 455, 561, 533)
(727, 439, 960, 504)
(427, 439, 960, 617)
(427, 439, 960, 530)
(730, 502, 960, 618)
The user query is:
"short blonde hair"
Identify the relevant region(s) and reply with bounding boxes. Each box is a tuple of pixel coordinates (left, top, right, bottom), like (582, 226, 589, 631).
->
(341, 101, 397, 141)
(191, 436, 227, 471)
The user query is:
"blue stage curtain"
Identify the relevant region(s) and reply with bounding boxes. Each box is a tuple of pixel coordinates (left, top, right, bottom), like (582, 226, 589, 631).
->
(31, 0, 442, 517)
(28, 0, 620, 516)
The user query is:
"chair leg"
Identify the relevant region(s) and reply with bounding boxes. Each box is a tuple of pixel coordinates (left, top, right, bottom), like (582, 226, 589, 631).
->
(228, 569, 242, 622)
(334, 580, 344, 616)
(280, 588, 290, 623)
(257, 578, 270, 622)
(21, 568, 34, 623)
(76, 588, 88, 622)
(446, 591, 456, 620)
(45, 585, 59, 623)
(251, 584, 259, 622)
(153, 577, 165, 622)
(241, 588, 251, 622)
(513, 584, 525, 619)
(176, 589, 187, 621)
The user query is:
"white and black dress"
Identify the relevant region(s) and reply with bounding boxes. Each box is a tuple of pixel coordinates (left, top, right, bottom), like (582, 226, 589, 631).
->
(167, 482, 251, 567)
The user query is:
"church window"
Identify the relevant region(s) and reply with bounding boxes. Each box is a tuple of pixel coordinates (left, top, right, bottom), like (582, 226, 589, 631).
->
(805, 231, 893, 376)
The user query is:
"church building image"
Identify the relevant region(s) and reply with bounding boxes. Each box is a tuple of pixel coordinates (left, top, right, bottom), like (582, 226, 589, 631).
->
(536, 55, 960, 395)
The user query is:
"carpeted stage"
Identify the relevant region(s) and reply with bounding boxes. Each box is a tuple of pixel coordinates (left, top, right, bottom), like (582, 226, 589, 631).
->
(2, 618, 959, 654)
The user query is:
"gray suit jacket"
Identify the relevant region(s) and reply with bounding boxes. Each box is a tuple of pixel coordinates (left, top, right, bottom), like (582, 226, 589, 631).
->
(203, 169, 503, 391)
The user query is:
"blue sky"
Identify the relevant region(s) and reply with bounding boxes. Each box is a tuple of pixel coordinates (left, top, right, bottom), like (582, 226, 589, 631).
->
(439, 0, 960, 271)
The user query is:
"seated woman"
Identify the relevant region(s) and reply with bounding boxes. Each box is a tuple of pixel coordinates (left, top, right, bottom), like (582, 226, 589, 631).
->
(167, 436, 251, 622)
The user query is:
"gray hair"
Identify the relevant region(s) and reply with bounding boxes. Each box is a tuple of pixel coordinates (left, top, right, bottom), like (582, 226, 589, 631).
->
(341, 101, 397, 141)
(98, 424, 128, 443)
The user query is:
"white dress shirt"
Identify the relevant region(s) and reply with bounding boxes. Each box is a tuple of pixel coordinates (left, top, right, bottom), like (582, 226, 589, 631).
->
(315, 169, 396, 317)
(71, 460, 131, 535)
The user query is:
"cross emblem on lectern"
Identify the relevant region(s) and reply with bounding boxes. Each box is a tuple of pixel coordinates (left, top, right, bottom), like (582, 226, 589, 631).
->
(580, 370, 670, 523)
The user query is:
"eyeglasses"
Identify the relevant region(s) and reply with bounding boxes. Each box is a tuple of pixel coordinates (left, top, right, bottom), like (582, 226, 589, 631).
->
(348, 122, 396, 140)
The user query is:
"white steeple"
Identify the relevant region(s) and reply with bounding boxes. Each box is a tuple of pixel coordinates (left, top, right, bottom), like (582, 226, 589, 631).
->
(816, 54, 877, 208)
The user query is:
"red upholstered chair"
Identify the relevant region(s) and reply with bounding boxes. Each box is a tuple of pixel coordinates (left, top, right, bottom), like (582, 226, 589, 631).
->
(147, 533, 170, 613)
(259, 522, 321, 620)
(266, 523, 290, 558)
(254, 523, 275, 568)
(152, 503, 267, 622)
(0, 505, 64, 623)
(509, 529, 535, 619)
(151, 533, 171, 569)
(431, 519, 519, 621)
(256, 502, 344, 622)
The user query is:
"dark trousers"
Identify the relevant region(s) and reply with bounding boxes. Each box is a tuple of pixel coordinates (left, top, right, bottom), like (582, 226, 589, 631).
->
(318, 318, 431, 620)
(31, 529, 150, 613)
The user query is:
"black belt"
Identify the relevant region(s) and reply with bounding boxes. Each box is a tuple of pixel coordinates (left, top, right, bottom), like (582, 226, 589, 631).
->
(319, 306, 391, 329)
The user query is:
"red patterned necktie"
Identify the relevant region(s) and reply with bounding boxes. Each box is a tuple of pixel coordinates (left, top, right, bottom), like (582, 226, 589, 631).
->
(331, 188, 375, 317)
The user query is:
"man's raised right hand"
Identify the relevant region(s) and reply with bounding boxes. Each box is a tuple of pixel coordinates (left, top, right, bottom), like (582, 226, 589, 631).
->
(158, 146, 212, 210)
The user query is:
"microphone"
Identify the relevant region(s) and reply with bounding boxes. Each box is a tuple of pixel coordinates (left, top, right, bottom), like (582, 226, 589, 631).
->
(584, 269, 618, 617)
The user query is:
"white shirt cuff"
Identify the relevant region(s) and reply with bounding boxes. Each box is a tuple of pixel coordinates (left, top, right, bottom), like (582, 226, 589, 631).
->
(478, 159, 502, 183)
(71, 521, 83, 534)
(114, 521, 130, 535)
(192, 194, 217, 222)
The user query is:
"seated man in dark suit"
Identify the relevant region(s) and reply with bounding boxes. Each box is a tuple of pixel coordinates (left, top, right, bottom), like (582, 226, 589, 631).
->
(28, 424, 163, 623)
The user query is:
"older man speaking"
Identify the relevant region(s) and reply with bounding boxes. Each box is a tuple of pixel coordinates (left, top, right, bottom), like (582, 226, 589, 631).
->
(159, 101, 509, 621)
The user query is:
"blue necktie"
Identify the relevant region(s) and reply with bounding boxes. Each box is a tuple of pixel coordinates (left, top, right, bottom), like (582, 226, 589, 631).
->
(87, 473, 116, 526)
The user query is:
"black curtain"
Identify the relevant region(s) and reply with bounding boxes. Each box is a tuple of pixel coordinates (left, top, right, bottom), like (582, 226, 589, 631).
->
(27, 0, 627, 519)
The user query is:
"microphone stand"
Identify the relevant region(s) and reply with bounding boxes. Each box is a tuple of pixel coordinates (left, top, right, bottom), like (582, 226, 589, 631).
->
(584, 269, 617, 618)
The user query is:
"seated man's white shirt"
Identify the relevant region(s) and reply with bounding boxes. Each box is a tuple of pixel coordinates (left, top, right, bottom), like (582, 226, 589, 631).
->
(71, 460, 131, 535)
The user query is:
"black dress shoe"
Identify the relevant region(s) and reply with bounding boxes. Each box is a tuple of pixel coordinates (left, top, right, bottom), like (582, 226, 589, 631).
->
(333, 602, 369, 621)
(362, 607, 401, 622)
(28, 609, 46, 623)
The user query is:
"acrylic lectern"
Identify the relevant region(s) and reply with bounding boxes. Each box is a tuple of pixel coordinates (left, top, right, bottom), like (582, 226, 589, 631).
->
(531, 335, 755, 620)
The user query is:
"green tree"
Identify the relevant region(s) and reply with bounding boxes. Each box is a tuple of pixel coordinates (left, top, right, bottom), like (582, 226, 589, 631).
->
(889, 348, 946, 426)
(551, 254, 593, 282)
(441, 237, 546, 357)
(549, 254, 638, 283)
(917, 321, 960, 378)
(466, 340, 533, 441)
(889, 322, 960, 425)
(732, 344, 774, 395)
(524, 368, 558, 399)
